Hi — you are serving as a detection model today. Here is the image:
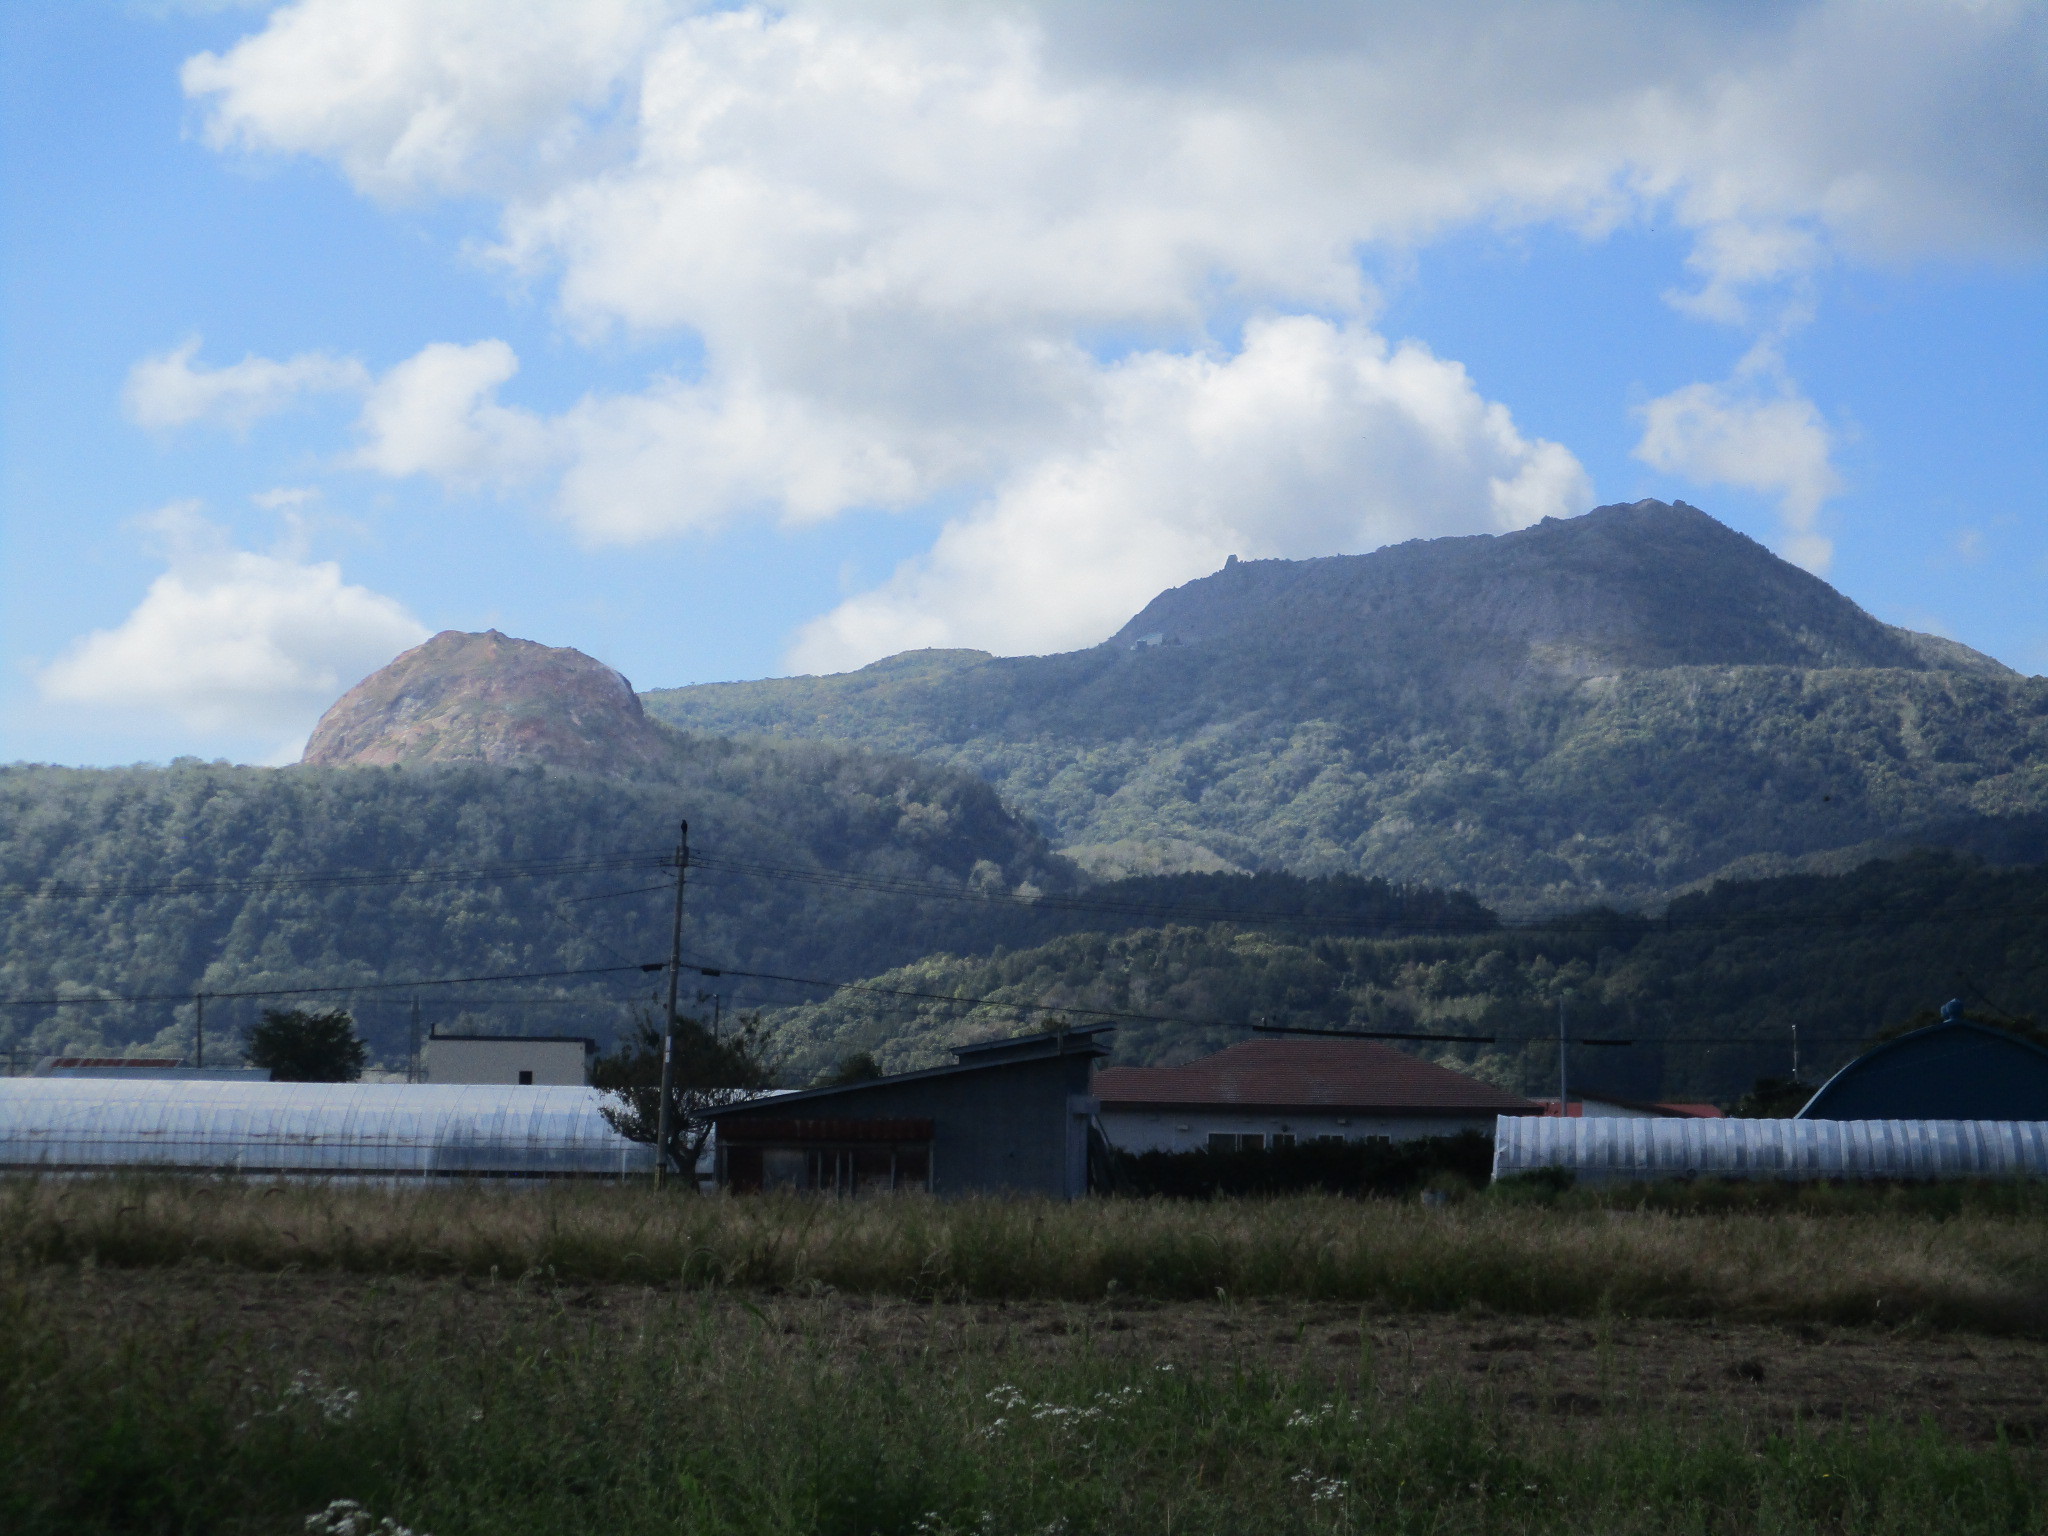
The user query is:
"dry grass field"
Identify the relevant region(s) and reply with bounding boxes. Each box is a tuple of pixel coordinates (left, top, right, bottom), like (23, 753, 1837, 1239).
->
(6, 1176, 2048, 1534)
(7, 1175, 2048, 1332)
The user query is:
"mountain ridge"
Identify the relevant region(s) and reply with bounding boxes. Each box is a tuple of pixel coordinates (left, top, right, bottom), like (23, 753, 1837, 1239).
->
(643, 501, 2047, 907)
(1107, 500, 2012, 681)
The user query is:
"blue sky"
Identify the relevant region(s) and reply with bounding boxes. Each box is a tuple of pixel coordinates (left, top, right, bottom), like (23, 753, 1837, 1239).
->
(4, 0, 2045, 767)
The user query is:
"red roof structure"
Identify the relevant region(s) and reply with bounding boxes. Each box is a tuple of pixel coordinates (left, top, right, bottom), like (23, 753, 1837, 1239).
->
(1537, 1097, 1726, 1119)
(1093, 1038, 1542, 1116)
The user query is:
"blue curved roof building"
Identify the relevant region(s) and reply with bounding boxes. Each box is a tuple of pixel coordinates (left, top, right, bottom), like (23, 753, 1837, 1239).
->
(1797, 1013, 2048, 1121)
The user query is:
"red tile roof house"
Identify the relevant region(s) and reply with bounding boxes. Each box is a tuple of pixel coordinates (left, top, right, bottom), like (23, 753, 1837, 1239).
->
(1091, 1038, 1543, 1154)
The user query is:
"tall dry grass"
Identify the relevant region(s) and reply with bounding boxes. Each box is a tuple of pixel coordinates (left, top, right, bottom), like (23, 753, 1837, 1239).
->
(7, 1175, 2048, 1334)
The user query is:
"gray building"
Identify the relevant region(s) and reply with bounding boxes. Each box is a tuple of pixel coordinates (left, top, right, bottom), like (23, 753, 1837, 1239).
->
(706, 1025, 1111, 1198)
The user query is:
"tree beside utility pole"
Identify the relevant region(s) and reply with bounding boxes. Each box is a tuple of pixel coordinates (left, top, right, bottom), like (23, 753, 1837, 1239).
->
(655, 821, 688, 1188)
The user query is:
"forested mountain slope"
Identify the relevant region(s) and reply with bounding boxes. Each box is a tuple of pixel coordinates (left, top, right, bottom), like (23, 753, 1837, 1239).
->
(0, 765, 1495, 1071)
(766, 849, 2048, 1106)
(645, 501, 2048, 909)
(4, 625, 1516, 1069)
(0, 739, 1068, 1070)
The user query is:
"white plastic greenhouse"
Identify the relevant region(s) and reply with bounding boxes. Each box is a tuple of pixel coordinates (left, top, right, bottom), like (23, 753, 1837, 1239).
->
(1494, 1114, 2048, 1184)
(0, 1079, 656, 1179)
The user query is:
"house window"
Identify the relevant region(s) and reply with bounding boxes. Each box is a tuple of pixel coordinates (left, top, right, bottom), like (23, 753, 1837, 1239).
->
(517, 1069, 534, 1085)
(1271, 1133, 1295, 1148)
(1207, 1133, 1238, 1153)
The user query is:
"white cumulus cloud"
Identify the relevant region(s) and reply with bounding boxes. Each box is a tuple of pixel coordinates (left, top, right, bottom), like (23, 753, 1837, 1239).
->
(39, 504, 428, 738)
(1634, 371, 1842, 570)
(791, 316, 1589, 667)
(124, 337, 368, 431)
(181, 0, 663, 200)
(350, 339, 551, 485)
(178, 1, 2048, 659)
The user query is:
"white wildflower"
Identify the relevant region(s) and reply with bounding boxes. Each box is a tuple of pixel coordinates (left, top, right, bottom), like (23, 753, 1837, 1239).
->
(304, 1500, 428, 1536)
(1030, 1403, 1104, 1427)
(985, 1384, 1026, 1410)
(1290, 1469, 1348, 1504)
(281, 1370, 359, 1424)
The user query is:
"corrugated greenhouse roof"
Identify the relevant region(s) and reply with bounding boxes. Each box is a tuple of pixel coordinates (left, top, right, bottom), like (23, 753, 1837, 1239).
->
(1494, 1115, 2048, 1182)
(0, 1079, 653, 1178)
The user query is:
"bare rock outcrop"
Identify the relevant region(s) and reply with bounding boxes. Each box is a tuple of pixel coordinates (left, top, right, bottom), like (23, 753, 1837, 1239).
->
(302, 630, 681, 774)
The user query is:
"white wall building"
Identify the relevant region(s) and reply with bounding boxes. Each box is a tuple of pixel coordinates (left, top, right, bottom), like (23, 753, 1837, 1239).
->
(1094, 1037, 1542, 1153)
(422, 1035, 596, 1087)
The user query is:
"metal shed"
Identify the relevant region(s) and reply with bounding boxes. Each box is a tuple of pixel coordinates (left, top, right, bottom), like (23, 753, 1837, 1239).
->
(1493, 1114, 2048, 1184)
(1796, 1018, 2048, 1121)
(708, 1024, 1111, 1198)
(0, 1079, 654, 1179)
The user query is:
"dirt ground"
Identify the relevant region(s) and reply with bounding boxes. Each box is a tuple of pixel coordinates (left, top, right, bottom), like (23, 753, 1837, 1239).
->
(44, 1268, 2048, 1446)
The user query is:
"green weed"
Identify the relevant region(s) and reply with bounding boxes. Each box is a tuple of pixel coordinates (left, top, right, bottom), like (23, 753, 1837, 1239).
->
(2, 1268, 2041, 1536)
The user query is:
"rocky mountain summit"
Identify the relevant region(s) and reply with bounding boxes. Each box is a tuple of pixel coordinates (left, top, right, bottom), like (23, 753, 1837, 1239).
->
(645, 501, 2047, 906)
(302, 630, 682, 774)
(1109, 500, 2012, 683)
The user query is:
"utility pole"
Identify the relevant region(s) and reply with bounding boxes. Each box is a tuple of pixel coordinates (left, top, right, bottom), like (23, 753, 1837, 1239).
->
(654, 821, 688, 1188)
(1791, 1022, 1801, 1084)
(1556, 994, 1568, 1117)
(193, 991, 205, 1070)
(409, 994, 422, 1083)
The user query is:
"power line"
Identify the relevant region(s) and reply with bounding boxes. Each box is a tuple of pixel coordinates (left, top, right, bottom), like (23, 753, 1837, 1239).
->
(686, 852, 1496, 934)
(0, 943, 1891, 1055)
(677, 952, 1909, 1053)
(667, 957, 1844, 1050)
(0, 851, 672, 905)
(685, 849, 2048, 939)
(1251, 1023, 1498, 1044)
(7, 832, 2045, 944)
(0, 962, 663, 1010)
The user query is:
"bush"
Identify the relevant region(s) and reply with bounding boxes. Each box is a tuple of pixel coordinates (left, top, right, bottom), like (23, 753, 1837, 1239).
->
(243, 1008, 365, 1082)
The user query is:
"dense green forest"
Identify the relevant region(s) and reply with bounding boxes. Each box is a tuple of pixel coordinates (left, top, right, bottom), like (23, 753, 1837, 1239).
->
(650, 656, 2048, 912)
(0, 743, 1068, 1069)
(0, 759, 1484, 1071)
(9, 754, 2046, 1105)
(764, 850, 2048, 1105)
